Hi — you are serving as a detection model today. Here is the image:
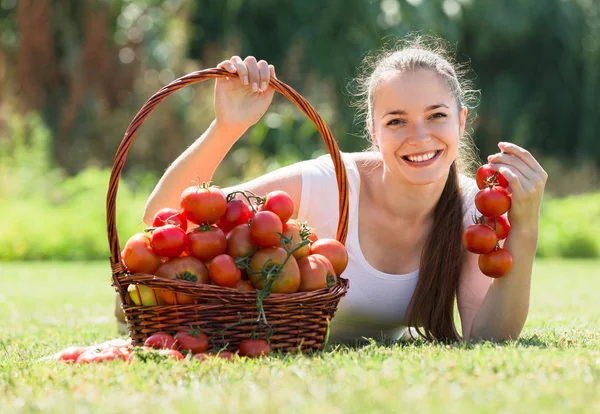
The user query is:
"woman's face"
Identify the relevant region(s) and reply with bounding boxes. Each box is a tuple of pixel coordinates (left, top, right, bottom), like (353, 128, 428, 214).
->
(370, 69, 467, 186)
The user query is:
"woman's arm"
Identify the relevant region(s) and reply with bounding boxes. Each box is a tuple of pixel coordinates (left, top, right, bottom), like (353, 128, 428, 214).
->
(143, 56, 277, 224)
(459, 142, 548, 341)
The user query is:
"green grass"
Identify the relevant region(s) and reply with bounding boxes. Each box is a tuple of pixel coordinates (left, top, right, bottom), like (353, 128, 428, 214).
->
(1, 259, 599, 413)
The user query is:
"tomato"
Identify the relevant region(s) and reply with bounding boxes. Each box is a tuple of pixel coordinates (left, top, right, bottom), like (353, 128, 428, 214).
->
(463, 224, 497, 254)
(238, 339, 271, 358)
(214, 351, 235, 360)
(226, 224, 258, 258)
(250, 211, 283, 248)
(482, 215, 511, 240)
(127, 284, 160, 306)
(144, 332, 178, 350)
(174, 330, 209, 354)
(249, 247, 301, 293)
(187, 225, 227, 262)
(308, 228, 319, 243)
(312, 253, 336, 278)
(309, 239, 348, 276)
(180, 185, 227, 225)
(476, 164, 509, 189)
(57, 346, 87, 363)
(234, 279, 255, 293)
(150, 224, 187, 257)
(158, 349, 185, 361)
(475, 186, 512, 217)
(217, 199, 254, 233)
(209, 254, 242, 287)
(155, 256, 209, 305)
(76, 349, 119, 364)
(152, 207, 188, 231)
(121, 233, 163, 274)
(260, 190, 294, 224)
(193, 353, 211, 362)
(280, 220, 310, 259)
(478, 248, 513, 278)
(297, 254, 337, 292)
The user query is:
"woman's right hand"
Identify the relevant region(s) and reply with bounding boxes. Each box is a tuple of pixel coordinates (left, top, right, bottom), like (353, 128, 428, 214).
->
(214, 56, 276, 134)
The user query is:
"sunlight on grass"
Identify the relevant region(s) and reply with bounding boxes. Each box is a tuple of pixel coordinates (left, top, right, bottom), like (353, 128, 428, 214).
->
(1, 259, 599, 413)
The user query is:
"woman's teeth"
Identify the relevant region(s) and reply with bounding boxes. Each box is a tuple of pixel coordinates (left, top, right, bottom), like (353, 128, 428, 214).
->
(404, 151, 438, 162)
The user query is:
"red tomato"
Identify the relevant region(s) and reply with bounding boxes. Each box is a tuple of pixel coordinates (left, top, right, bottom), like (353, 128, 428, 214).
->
(215, 351, 235, 360)
(260, 190, 294, 224)
(57, 346, 87, 363)
(478, 248, 513, 278)
(297, 254, 337, 292)
(217, 199, 254, 233)
(173, 330, 209, 354)
(187, 225, 227, 262)
(311, 253, 337, 278)
(475, 186, 512, 217)
(309, 239, 348, 276)
(158, 349, 185, 361)
(144, 332, 178, 350)
(121, 233, 163, 274)
(280, 220, 310, 259)
(476, 164, 509, 189)
(249, 247, 301, 293)
(250, 211, 283, 248)
(463, 224, 498, 254)
(234, 279, 256, 293)
(308, 228, 319, 243)
(76, 349, 119, 364)
(152, 208, 188, 231)
(150, 224, 187, 257)
(209, 254, 242, 287)
(193, 353, 211, 362)
(226, 224, 258, 258)
(238, 339, 271, 358)
(482, 215, 511, 240)
(155, 256, 209, 305)
(180, 185, 227, 225)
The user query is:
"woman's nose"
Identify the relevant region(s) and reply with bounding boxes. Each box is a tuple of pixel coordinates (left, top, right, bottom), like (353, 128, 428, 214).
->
(406, 122, 431, 145)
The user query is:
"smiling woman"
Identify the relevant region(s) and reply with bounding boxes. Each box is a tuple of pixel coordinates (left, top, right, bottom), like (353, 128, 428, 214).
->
(136, 34, 547, 345)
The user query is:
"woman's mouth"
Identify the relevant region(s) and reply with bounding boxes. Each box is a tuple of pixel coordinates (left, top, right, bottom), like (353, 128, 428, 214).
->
(401, 150, 442, 166)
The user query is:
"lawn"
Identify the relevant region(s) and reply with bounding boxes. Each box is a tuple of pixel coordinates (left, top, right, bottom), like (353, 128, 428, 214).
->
(1, 259, 599, 413)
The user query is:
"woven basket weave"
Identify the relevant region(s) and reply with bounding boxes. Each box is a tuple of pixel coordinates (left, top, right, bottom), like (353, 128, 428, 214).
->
(107, 68, 350, 353)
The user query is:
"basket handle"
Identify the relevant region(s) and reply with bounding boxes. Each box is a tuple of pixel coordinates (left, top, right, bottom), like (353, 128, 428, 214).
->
(106, 68, 349, 274)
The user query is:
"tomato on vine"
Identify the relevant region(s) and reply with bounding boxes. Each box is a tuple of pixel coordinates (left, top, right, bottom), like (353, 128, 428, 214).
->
(463, 224, 497, 254)
(180, 183, 227, 225)
(475, 186, 512, 217)
(478, 248, 513, 278)
(476, 164, 509, 189)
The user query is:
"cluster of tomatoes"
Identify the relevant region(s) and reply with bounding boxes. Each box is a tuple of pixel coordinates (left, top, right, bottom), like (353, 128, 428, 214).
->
(53, 329, 271, 364)
(463, 164, 513, 278)
(121, 183, 349, 306)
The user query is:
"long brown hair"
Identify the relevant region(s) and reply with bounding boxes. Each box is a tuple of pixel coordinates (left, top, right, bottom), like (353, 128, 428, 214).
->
(351, 35, 479, 342)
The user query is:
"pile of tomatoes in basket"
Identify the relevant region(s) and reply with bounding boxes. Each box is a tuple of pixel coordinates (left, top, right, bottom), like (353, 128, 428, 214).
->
(121, 183, 349, 306)
(463, 164, 513, 278)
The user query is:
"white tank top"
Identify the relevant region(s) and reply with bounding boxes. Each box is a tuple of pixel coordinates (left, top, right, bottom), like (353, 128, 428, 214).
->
(296, 153, 479, 344)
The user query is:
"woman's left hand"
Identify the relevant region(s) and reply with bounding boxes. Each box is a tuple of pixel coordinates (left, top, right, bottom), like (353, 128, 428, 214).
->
(487, 142, 548, 228)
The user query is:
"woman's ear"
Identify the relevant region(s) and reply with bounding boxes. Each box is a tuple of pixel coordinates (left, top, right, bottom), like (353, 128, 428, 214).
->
(459, 106, 468, 136)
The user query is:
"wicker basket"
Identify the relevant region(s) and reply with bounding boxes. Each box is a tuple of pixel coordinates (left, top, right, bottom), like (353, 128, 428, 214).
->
(107, 68, 350, 353)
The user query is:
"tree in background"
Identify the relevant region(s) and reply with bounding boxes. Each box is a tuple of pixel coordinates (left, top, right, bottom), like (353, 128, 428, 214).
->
(0, 0, 598, 193)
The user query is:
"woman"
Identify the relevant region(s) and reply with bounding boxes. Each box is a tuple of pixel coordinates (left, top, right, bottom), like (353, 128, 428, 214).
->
(138, 38, 547, 344)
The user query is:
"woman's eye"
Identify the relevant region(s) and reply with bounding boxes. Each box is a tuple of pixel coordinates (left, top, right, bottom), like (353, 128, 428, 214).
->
(430, 112, 447, 120)
(387, 119, 405, 126)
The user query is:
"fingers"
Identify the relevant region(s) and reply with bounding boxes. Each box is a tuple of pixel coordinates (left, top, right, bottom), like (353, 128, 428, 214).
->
(223, 56, 275, 92)
(230, 56, 249, 85)
(497, 142, 543, 173)
(488, 163, 531, 195)
(257, 60, 270, 92)
(217, 60, 237, 74)
(487, 152, 533, 180)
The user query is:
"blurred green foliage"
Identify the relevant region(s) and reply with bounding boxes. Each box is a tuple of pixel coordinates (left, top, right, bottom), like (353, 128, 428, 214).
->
(0, 0, 599, 193)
